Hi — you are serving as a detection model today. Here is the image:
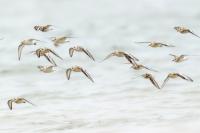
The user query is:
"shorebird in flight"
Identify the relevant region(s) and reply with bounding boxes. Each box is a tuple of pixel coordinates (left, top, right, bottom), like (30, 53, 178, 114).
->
(18, 38, 43, 60)
(103, 50, 139, 65)
(37, 65, 55, 73)
(130, 63, 158, 72)
(69, 46, 95, 61)
(174, 26, 200, 38)
(141, 73, 161, 89)
(169, 54, 200, 63)
(34, 24, 53, 32)
(161, 73, 193, 88)
(50, 36, 72, 47)
(169, 54, 189, 63)
(135, 41, 175, 48)
(32, 48, 63, 66)
(66, 66, 94, 82)
(7, 97, 35, 110)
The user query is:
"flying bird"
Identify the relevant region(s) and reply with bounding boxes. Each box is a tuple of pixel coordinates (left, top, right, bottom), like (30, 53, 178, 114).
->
(18, 38, 42, 60)
(7, 97, 35, 110)
(69, 46, 95, 61)
(141, 73, 161, 89)
(34, 24, 53, 32)
(37, 65, 55, 73)
(32, 48, 63, 66)
(169, 54, 200, 63)
(135, 41, 175, 48)
(50, 36, 72, 47)
(66, 66, 94, 82)
(130, 63, 158, 72)
(103, 50, 139, 65)
(174, 26, 200, 38)
(161, 73, 193, 88)
(169, 54, 189, 63)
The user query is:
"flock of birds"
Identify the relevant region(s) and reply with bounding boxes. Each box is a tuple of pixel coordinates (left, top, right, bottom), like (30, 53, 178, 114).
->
(4, 24, 200, 110)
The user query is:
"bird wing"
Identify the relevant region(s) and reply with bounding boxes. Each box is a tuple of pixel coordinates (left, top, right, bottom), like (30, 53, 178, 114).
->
(82, 48, 95, 61)
(128, 53, 139, 61)
(189, 31, 200, 38)
(102, 53, 113, 61)
(169, 54, 177, 58)
(69, 47, 74, 57)
(65, 68, 72, 80)
(49, 49, 63, 60)
(7, 100, 13, 110)
(161, 75, 170, 88)
(160, 43, 175, 47)
(81, 68, 94, 83)
(124, 53, 137, 65)
(44, 54, 57, 66)
(22, 98, 35, 106)
(18, 44, 25, 60)
(177, 73, 193, 82)
(142, 65, 158, 72)
(29, 38, 42, 42)
(149, 76, 160, 89)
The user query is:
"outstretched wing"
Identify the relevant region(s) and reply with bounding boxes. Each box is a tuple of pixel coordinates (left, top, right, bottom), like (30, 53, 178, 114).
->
(149, 76, 160, 89)
(169, 54, 177, 58)
(49, 49, 63, 60)
(160, 43, 175, 47)
(124, 53, 137, 65)
(7, 100, 13, 110)
(142, 65, 158, 72)
(81, 68, 94, 83)
(29, 38, 42, 42)
(102, 53, 113, 61)
(44, 54, 57, 66)
(177, 73, 193, 82)
(189, 31, 200, 38)
(161, 75, 170, 88)
(69, 48, 74, 57)
(22, 98, 35, 106)
(82, 48, 95, 61)
(128, 53, 139, 61)
(65, 68, 72, 80)
(18, 44, 25, 60)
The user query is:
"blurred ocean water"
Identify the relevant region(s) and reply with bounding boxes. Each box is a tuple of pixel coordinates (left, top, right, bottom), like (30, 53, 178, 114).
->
(1, 0, 200, 133)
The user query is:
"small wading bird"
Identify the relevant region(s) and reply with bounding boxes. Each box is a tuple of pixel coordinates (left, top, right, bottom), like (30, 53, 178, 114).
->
(169, 54, 200, 63)
(69, 46, 95, 61)
(37, 65, 55, 73)
(103, 50, 139, 65)
(161, 73, 193, 88)
(34, 25, 53, 32)
(134, 41, 175, 48)
(141, 73, 161, 89)
(50, 36, 72, 47)
(174, 26, 200, 38)
(7, 97, 35, 110)
(66, 66, 94, 82)
(127, 62, 158, 72)
(31, 48, 63, 66)
(18, 38, 43, 60)
(169, 54, 189, 63)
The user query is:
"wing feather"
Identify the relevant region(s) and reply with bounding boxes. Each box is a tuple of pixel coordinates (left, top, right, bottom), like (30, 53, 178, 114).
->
(18, 44, 25, 60)
(81, 69, 94, 83)
(82, 48, 95, 61)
